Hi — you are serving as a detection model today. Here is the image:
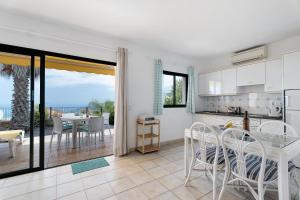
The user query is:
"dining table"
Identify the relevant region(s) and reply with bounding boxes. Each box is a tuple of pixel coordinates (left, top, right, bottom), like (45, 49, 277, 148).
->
(61, 116, 89, 149)
(184, 126, 300, 200)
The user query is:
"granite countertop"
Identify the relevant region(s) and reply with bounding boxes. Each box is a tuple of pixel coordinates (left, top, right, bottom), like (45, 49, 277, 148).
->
(195, 111, 283, 120)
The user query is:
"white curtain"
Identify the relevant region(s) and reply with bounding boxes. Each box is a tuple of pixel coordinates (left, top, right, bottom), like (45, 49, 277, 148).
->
(113, 48, 128, 156)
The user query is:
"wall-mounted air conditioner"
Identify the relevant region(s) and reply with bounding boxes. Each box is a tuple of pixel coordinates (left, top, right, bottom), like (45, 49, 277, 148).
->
(232, 45, 267, 64)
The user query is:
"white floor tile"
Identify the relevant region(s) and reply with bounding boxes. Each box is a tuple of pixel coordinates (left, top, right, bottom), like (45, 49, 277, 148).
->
(109, 177, 136, 194)
(57, 191, 87, 200)
(138, 180, 168, 199)
(56, 179, 84, 198)
(116, 188, 148, 200)
(7, 186, 56, 200)
(85, 183, 114, 200)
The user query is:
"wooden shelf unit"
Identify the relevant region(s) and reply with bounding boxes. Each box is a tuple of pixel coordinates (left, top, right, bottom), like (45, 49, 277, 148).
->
(136, 119, 160, 154)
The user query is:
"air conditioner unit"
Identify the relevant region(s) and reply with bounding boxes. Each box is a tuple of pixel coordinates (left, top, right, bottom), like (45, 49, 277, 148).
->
(232, 45, 267, 64)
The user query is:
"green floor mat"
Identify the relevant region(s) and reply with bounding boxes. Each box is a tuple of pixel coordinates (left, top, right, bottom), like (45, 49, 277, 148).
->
(71, 157, 109, 174)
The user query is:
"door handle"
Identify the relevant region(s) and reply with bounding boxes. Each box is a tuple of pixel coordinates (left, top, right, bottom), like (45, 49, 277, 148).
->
(285, 96, 289, 107)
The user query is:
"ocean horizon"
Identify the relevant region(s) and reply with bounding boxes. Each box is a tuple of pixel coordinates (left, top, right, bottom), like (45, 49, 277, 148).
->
(0, 105, 94, 120)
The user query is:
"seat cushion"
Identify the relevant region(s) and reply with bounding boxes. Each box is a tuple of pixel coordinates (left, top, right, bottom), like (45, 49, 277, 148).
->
(230, 156, 295, 182)
(0, 130, 22, 141)
(195, 147, 234, 165)
(63, 124, 73, 130)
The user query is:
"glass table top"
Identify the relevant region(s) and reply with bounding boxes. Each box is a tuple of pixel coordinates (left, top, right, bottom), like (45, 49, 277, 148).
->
(211, 125, 300, 149)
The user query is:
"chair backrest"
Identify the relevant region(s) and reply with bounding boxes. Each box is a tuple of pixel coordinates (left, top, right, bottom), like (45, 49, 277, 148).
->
(221, 128, 266, 190)
(189, 122, 220, 165)
(62, 113, 75, 118)
(88, 116, 103, 133)
(257, 121, 298, 137)
(52, 117, 63, 133)
(102, 112, 110, 125)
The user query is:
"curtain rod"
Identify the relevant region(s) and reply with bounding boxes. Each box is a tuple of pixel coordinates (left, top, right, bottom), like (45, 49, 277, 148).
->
(0, 25, 118, 52)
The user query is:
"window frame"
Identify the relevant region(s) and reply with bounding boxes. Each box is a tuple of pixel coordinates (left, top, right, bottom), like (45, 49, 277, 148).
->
(163, 70, 188, 108)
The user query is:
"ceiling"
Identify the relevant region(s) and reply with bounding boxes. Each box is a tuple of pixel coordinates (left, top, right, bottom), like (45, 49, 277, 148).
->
(0, 0, 300, 57)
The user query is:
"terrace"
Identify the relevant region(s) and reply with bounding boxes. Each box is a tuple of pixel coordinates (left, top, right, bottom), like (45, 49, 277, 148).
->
(0, 53, 115, 175)
(0, 106, 114, 174)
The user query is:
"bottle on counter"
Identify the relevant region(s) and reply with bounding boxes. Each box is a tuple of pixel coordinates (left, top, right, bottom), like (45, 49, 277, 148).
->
(243, 111, 250, 131)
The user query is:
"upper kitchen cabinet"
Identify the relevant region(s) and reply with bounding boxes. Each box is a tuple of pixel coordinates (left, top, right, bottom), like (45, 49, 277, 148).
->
(236, 62, 265, 86)
(198, 71, 222, 95)
(222, 68, 237, 94)
(283, 51, 300, 89)
(265, 59, 283, 93)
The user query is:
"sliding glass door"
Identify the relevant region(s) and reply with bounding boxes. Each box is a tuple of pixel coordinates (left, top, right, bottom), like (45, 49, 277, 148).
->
(0, 43, 115, 178)
(0, 49, 44, 178)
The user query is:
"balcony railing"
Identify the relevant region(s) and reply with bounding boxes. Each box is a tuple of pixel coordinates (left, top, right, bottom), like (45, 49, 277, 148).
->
(0, 107, 12, 120)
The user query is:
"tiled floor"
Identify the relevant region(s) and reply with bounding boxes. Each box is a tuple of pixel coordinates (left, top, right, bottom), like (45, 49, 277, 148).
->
(0, 129, 113, 174)
(0, 141, 298, 200)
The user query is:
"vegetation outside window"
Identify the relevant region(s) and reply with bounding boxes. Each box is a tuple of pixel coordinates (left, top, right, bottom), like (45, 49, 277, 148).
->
(163, 71, 188, 107)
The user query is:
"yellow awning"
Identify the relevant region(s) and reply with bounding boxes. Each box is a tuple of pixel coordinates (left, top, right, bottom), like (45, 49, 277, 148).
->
(0, 52, 115, 76)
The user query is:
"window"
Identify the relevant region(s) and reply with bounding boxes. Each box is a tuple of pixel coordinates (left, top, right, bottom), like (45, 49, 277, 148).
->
(163, 71, 188, 107)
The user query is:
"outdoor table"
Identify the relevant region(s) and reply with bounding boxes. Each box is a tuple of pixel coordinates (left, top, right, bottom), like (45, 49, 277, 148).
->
(61, 116, 89, 148)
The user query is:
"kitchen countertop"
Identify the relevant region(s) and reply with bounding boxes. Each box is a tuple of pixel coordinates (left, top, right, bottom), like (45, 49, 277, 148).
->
(195, 111, 283, 120)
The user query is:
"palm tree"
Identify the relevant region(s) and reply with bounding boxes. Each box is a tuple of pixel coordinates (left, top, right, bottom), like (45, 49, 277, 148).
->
(0, 64, 39, 131)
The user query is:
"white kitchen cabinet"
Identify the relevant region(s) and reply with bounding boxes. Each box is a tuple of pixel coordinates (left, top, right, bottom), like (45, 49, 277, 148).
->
(283, 51, 300, 89)
(198, 74, 209, 95)
(236, 62, 265, 86)
(198, 71, 222, 95)
(265, 59, 283, 93)
(222, 68, 237, 94)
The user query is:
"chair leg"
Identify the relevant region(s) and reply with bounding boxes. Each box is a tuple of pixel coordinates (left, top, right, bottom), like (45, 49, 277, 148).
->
(49, 132, 55, 147)
(290, 171, 300, 200)
(95, 133, 97, 145)
(212, 165, 217, 200)
(99, 132, 102, 142)
(57, 133, 62, 150)
(218, 166, 230, 200)
(78, 132, 81, 148)
(184, 158, 195, 186)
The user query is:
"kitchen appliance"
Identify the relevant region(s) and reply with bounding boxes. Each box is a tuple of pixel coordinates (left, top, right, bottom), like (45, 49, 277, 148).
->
(267, 100, 282, 117)
(138, 115, 157, 124)
(226, 106, 241, 115)
(284, 89, 300, 167)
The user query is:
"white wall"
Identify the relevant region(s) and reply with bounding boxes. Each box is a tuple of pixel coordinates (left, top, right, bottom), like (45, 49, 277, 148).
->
(0, 10, 199, 148)
(197, 34, 300, 73)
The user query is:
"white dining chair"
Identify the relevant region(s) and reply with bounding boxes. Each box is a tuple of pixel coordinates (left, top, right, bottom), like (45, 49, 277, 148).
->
(219, 128, 271, 200)
(81, 116, 104, 145)
(50, 116, 72, 149)
(257, 121, 298, 137)
(185, 122, 234, 200)
(219, 128, 296, 200)
(257, 121, 299, 198)
(102, 112, 111, 135)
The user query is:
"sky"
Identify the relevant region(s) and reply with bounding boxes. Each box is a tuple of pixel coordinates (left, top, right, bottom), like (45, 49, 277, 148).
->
(0, 69, 115, 107)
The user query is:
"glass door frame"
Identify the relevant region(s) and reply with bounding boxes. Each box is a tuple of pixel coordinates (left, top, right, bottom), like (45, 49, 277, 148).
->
(0, 43, 115, 178)
(0, 45, 45, 178)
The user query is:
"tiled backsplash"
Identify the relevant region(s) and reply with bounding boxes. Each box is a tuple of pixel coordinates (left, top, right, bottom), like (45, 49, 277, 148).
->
(198, 93, 282, 115)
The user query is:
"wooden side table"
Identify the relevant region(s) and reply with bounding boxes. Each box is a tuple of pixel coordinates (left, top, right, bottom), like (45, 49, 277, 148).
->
(136, 119, 160, 154)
